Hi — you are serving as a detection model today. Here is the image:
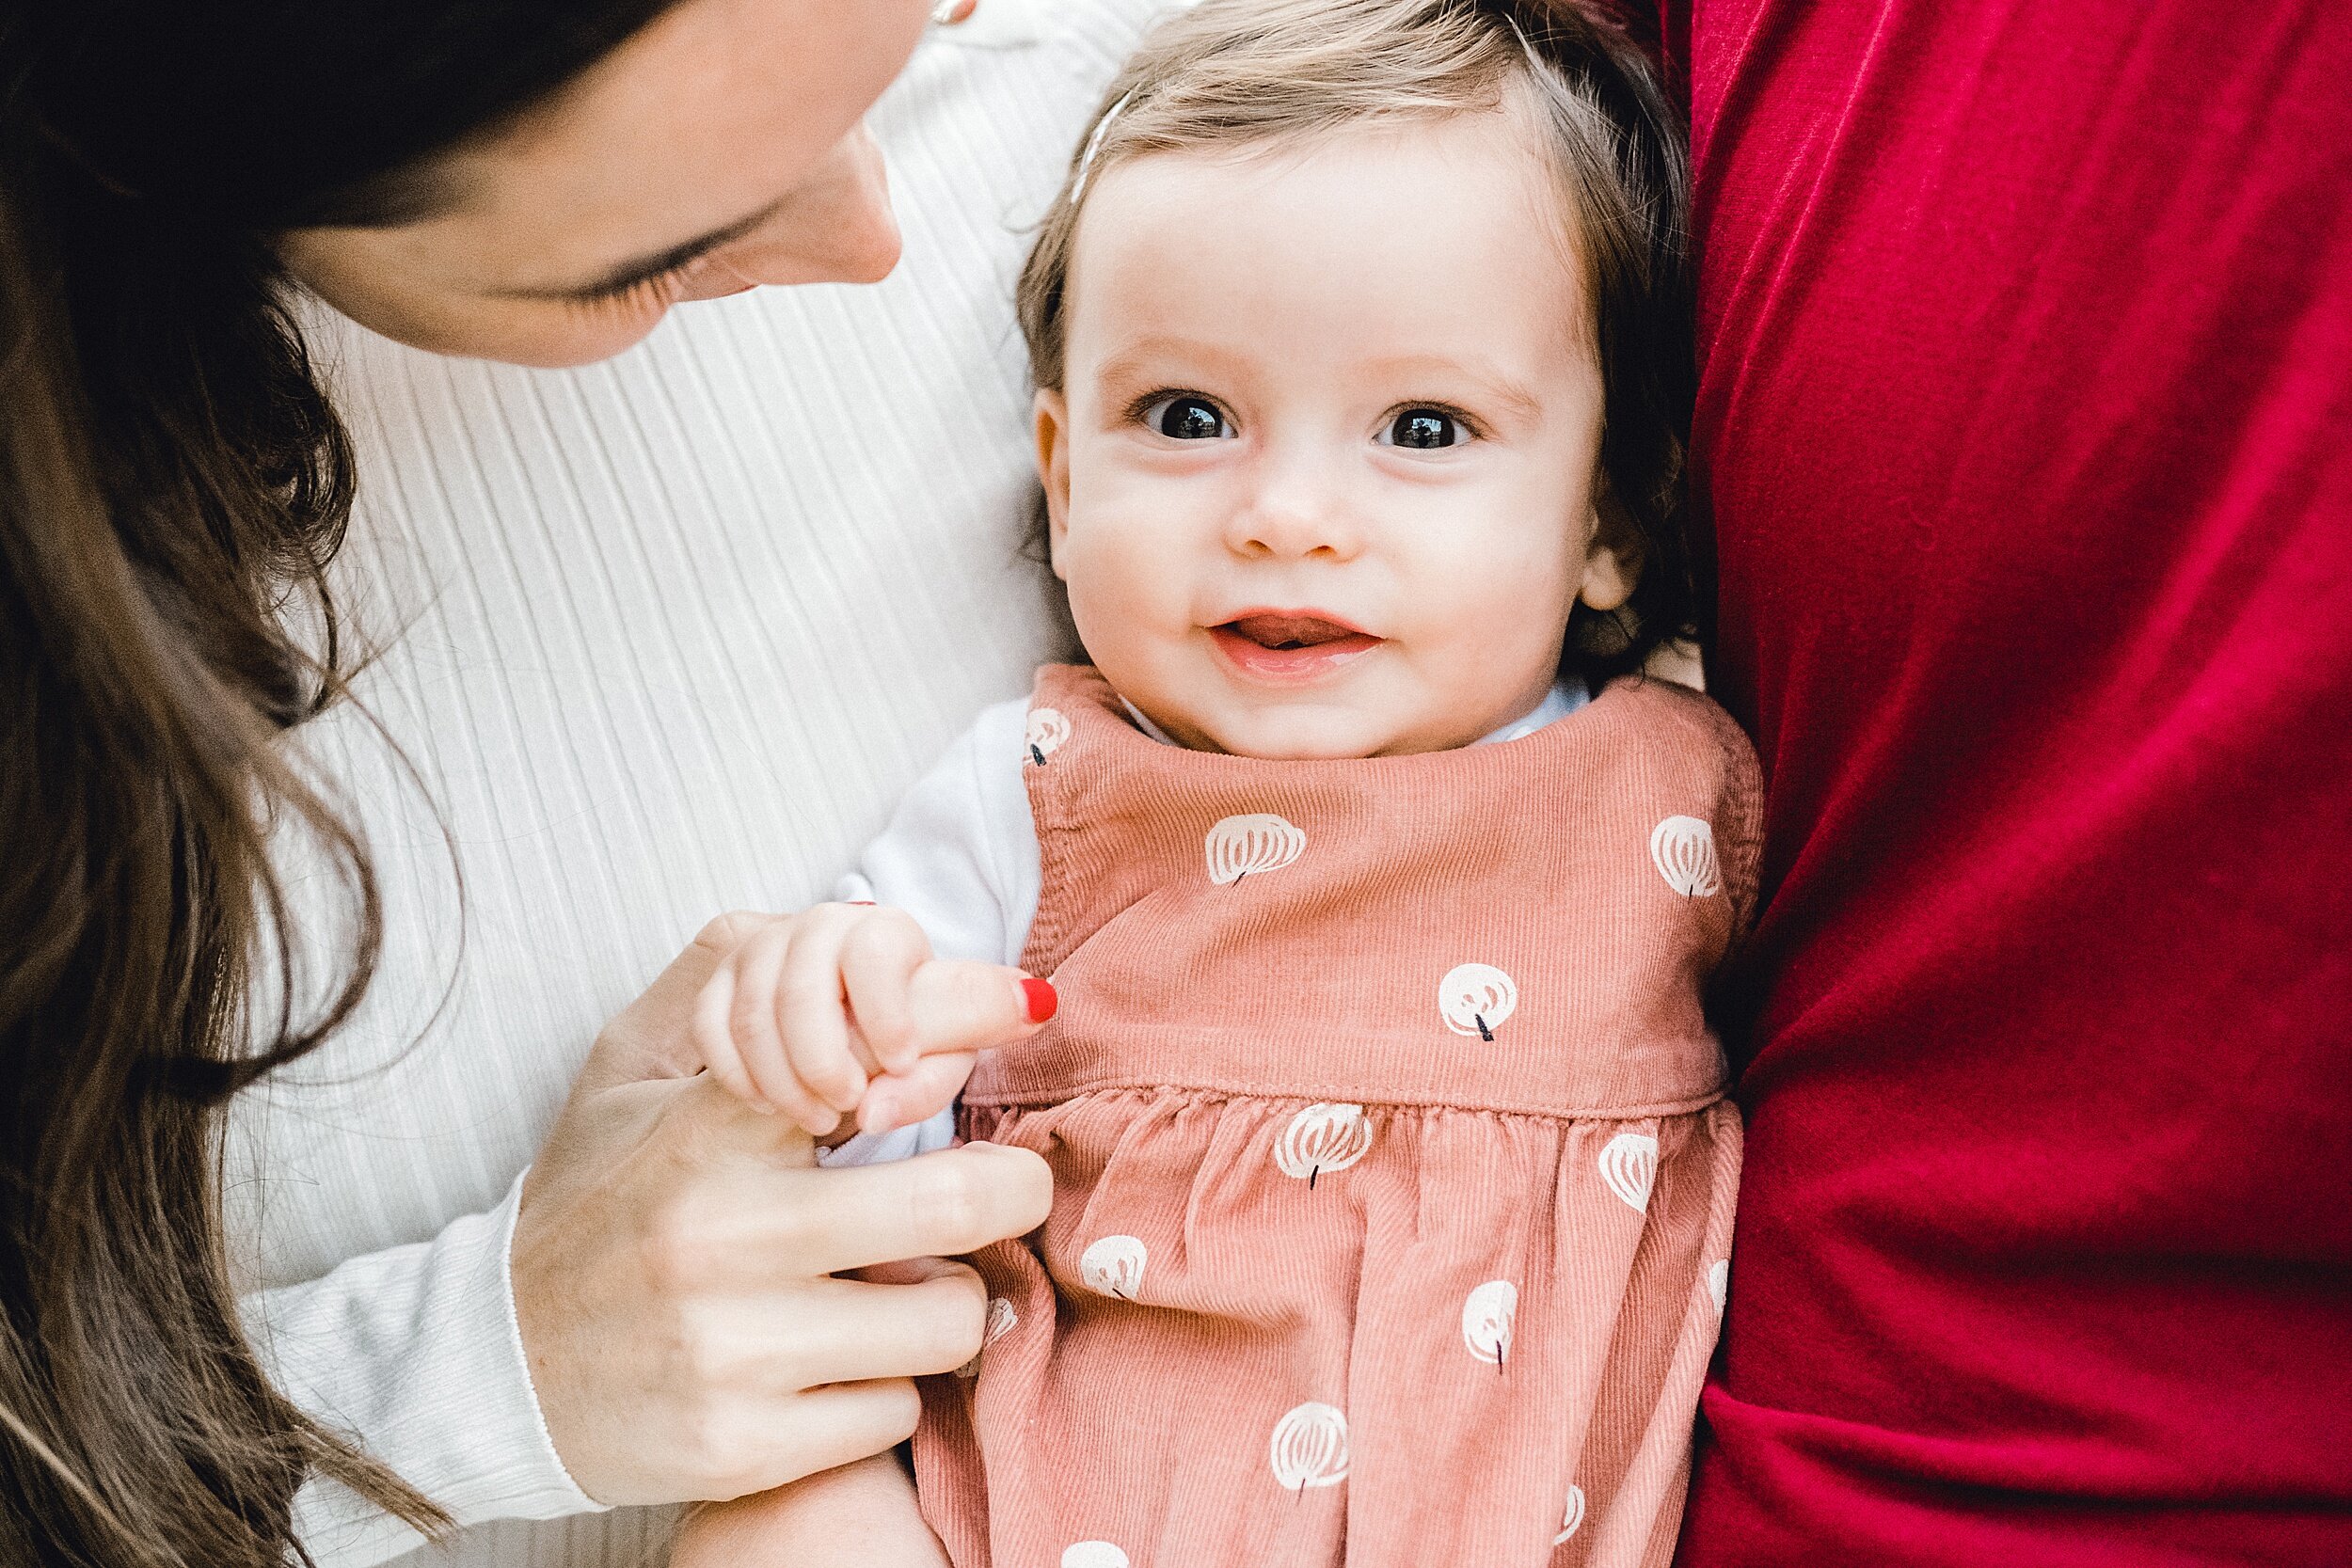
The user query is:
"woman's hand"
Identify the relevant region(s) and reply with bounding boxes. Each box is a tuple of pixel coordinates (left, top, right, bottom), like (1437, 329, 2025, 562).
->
(691, 901, 1054, 1138)
(510, 914, 1053, 1507)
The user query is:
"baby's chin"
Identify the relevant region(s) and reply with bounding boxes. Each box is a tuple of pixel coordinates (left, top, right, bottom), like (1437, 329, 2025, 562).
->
(1161, 700, 1490, 760)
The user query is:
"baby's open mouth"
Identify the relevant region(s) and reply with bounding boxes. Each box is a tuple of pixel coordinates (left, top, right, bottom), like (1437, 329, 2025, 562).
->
(1208, 613, 1383, 685)
(1221, 613, 1373, 651)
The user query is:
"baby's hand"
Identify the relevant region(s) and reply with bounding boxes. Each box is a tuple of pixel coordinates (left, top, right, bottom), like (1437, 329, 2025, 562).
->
(691, 903, 1054, 1137)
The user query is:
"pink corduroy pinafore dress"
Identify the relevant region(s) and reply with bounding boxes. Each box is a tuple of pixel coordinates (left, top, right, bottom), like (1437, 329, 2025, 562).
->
(914, 663, 1762, 1568)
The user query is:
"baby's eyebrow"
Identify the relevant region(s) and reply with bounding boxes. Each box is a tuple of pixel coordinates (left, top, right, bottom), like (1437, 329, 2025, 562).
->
(1093, 337, 1256, 390)
(1359, 355, 1548, 425)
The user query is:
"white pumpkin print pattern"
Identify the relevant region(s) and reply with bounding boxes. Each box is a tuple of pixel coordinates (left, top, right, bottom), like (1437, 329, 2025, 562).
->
(1274, 1102, 1373, 1187)
(1078, 1235, 1147, 1300)
(1025, 706, 1071, 766)
(1061, 1544, 1129, 1568)
(1460, 1280, 1518, 1367)
(1598, 1132, 1660, 1213)
(954, 1295, 1019, 1379)
(1649, 815, 1723, 898)
(1204, 813, 1306, 885)
(1268, 1402, 1349, 1493)
(1438, 962, 1518, 1040)
(1553, 1484, 1587, 1544)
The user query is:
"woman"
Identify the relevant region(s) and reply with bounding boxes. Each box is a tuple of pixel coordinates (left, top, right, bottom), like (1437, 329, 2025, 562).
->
(0, 1, 1122, 1561)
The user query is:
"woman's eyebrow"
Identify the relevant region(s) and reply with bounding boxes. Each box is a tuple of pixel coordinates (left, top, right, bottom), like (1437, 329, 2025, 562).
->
(507, 195, 789, 301)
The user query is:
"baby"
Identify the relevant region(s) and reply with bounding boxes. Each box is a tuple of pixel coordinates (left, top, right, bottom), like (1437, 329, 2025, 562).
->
(674, 1, 1758, 1563)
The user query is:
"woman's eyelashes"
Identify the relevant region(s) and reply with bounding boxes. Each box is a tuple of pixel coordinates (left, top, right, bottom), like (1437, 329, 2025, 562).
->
(572, 259, 697, 313)
(1136, 392, 1236, 440)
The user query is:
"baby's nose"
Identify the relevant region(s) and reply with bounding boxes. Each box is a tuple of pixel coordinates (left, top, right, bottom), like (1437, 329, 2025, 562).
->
(1225, 484, 1362, 561)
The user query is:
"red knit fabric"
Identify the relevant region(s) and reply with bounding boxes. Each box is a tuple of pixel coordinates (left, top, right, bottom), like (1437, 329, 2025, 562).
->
(1661, 0, 2352, 1562)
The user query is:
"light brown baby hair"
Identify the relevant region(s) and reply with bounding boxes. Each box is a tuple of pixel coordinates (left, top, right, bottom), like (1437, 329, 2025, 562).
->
(1016, 0, 1697, 682)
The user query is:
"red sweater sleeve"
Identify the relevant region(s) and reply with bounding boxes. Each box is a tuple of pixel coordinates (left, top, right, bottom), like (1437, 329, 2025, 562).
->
(1676, 1, 2352, 1564)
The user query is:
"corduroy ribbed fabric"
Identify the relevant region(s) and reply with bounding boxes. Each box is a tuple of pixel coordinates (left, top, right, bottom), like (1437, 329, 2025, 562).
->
(915, 665, 1763, 1567)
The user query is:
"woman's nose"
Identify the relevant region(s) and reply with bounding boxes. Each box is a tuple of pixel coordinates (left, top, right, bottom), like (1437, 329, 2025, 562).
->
(707, 126, 903, 291)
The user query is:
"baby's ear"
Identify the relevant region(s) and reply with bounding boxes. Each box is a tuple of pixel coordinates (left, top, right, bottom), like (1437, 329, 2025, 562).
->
(1034, 389, 1074, 579)
(1577, 487, 1644, 613)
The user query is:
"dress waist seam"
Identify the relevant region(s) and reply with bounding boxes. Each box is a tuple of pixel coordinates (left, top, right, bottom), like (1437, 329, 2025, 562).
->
(959, 1076, 1729, 1121)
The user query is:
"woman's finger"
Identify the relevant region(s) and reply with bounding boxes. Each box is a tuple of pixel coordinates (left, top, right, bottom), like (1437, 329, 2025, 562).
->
(757, 1270, 988, 1390)
(731, 1142, 1052, 1278)
(715, 1379, 925, 1501)
(905, 959, 1055, 1058)
(579, 910, 777, 1092)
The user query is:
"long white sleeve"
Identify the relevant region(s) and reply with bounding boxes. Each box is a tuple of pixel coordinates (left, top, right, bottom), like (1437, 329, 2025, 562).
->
(224, 7, 1178, 1566)
(836, 696, 1041, 969)
(241, 1179, 598, 1564)
(824, 697, 1041, 1166)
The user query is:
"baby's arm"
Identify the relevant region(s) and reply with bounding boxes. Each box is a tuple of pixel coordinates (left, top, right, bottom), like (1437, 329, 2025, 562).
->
(669, 1451, 948, 1568)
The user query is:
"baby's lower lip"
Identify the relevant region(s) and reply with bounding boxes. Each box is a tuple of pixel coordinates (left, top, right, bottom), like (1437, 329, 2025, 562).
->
(1207, 624, 1384, 684)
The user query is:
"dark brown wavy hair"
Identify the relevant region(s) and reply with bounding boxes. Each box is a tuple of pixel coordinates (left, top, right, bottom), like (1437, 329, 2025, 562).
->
(1016, 0, 1696, 686)
(0, 3, 672, 1562)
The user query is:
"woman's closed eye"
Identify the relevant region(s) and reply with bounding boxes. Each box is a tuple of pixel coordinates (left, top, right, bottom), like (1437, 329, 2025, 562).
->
(571, 257, 699, 313)
(1136, 392, 1236, 441)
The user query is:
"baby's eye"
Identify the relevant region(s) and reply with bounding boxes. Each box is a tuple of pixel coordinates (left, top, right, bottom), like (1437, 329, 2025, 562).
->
(1380, 407, 1469, 450)
(1141, 394, 1235, 441)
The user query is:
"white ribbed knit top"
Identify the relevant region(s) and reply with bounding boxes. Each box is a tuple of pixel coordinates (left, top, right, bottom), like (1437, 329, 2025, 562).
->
(225, 6, 1168, 1564)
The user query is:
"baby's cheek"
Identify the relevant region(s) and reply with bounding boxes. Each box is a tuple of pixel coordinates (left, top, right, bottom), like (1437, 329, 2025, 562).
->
(1064, 531, 1175, 641)
(1061, 554, 1154, 680)
(1414, 555, 1573, 708)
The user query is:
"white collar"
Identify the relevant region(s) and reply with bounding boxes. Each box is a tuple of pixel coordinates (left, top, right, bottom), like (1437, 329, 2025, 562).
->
(1118, 679, 1588, 752)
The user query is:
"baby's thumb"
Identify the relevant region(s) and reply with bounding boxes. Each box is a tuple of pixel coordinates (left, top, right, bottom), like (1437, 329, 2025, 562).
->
(905, 960, 1056, 1058)
(860, 1053, 977, 1136)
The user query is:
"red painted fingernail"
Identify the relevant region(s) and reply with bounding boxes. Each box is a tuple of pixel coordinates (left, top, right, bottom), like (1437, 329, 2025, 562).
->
(1020, 975, 1057, 1024)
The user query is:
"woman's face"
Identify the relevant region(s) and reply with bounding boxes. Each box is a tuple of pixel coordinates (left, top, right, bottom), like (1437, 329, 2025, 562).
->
(279, 0, 934, 367)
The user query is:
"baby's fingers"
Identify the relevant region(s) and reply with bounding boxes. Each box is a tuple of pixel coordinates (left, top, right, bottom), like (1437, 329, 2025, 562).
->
(727, 920, 844, 1133)
(838, 907, 934, 1075)
(860, 1052, 979, 1136)
(775, 909, 882, 1124)
(691, 961, 764, 1109)
(693, 921, 812, 1119)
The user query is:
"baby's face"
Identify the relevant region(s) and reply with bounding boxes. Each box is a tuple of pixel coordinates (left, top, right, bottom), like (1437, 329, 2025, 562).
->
(1038, 108, 1631, 759)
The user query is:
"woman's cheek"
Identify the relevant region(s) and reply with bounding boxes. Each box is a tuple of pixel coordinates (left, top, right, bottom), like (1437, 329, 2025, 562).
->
(476, 299, 672, 370)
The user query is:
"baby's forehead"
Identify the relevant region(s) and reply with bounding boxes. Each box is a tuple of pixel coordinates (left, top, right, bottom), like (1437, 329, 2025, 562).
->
(1062, 111, 1596, 385)
(1088, 100, 1574, 228)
